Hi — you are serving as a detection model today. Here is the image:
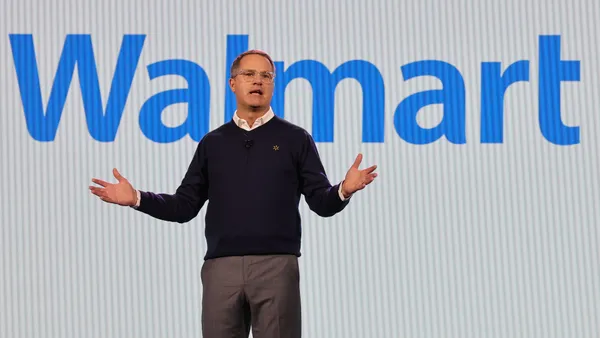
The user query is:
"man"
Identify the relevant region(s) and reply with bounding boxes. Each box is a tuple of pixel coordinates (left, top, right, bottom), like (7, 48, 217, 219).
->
(89, 50, 378, 338)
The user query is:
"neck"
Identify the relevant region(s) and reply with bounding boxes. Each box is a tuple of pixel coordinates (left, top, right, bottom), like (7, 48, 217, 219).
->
(236, 105, 270, 126)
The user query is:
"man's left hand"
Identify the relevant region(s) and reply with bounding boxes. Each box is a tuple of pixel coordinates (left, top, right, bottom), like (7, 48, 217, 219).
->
(341, 153, 378, 198)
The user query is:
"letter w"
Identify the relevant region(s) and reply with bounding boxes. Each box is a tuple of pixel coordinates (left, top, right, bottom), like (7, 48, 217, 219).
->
(9, 34, 145, 142)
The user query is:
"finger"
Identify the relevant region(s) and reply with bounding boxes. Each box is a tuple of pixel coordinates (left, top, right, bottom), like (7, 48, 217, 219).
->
(362, 165, 377, 174)
(89, 186, 102, 193)
(359, 171, 377, 181)
(91, 189, 113, 203)
(361, 174, 377, 186)
(351, 153, 363, 169)
(91, 178, 110, 187)
(89, 186, 106, 197)
(99, 195, 113, 203)
(113, 168, 124, 182)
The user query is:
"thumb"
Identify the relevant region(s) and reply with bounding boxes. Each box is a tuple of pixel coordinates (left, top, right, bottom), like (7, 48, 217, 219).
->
(113, 168, 125, 182)
(351, 153, 363, 169)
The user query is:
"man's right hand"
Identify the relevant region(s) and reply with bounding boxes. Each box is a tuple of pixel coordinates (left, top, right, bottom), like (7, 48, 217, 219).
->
(89, 168, 138, 206)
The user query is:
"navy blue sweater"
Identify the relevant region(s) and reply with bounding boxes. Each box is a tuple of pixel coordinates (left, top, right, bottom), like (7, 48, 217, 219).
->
(135, 116, 349, 259)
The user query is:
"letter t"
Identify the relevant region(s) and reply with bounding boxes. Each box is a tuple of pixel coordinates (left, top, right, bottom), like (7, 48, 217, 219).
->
(539, 35, 581, 145)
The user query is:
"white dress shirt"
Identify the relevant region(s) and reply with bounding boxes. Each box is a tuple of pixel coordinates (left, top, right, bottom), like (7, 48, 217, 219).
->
(133, 107, 350, 207)
(232, 107, 276, 130)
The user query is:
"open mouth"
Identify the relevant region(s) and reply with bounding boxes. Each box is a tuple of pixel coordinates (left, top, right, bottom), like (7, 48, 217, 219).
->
(249, 89, 263, 96)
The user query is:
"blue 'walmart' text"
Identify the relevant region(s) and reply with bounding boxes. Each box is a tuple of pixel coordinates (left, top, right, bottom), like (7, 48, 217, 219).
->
(8, 34, 581, 145)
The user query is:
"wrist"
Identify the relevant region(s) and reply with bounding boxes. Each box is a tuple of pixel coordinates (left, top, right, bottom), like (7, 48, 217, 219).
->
(131, 189, 140, 207)
(341, 182, 352, 198)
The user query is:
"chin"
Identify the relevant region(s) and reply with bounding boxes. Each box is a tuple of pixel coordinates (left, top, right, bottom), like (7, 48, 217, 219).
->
(249, 105, 269, 112)
(246, 100, 268, 110)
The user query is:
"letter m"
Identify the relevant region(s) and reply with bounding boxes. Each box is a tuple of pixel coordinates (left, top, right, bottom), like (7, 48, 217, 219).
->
(9, 34, 145, 142)
(272, 60, 385, 143)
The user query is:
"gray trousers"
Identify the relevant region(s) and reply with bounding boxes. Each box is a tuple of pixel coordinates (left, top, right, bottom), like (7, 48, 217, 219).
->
(201, 254, 302, 338)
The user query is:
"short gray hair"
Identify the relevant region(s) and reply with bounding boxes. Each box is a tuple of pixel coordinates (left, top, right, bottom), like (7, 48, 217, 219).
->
(230, 50, 276, 77)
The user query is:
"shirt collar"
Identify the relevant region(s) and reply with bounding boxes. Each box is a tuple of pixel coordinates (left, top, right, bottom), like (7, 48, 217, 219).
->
(233, 107, 275, 129)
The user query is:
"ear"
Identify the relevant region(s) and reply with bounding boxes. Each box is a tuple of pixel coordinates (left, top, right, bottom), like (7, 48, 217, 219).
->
(229, 78, 236, 92)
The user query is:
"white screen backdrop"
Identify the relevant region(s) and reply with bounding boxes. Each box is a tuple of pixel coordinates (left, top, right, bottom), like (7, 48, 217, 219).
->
(1, 1, 599, 337)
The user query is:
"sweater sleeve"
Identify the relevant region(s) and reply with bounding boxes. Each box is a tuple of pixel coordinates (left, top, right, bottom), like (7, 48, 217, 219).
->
(298, 131, 349, 217)
(135, 139, 209, 223)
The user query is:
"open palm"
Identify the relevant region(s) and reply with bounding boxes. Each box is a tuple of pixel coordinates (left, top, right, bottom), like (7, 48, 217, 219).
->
(89, 168, 137, 206)
(341, 153, 378, 197)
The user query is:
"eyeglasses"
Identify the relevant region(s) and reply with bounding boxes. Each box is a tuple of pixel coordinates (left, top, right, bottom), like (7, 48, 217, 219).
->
(232, 69, 275, 83)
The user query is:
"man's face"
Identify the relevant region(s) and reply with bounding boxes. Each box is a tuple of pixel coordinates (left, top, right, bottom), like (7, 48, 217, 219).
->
(229, 54, 275, 110)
